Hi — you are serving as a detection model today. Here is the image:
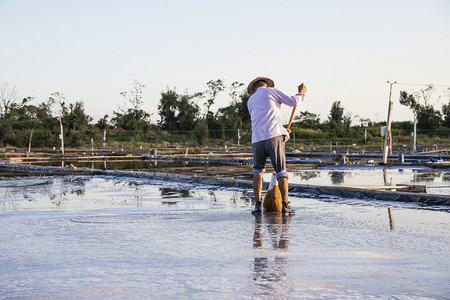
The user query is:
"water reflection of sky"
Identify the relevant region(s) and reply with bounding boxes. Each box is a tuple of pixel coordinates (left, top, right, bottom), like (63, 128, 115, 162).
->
(0, 176, 449, 298)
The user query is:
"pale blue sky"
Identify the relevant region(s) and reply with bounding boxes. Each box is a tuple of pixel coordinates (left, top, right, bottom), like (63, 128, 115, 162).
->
(1, 0, 449, 123)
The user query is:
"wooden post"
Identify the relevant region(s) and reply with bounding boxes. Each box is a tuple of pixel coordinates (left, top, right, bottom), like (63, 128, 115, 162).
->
(413, 116, 417, 154)
(237, 129, 240, 145)
(293, 131, 296, 150)
(383, 167, 391, 186)
(59, 116, 64, 155)
(28, 129, 33, 154)
(388, 207, 395, 230)
(382, 81, 396, 164)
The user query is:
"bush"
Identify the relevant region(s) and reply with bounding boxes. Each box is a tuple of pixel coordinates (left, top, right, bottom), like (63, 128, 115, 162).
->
(194, 119, 209, 146)
(294, 128, 326, 140)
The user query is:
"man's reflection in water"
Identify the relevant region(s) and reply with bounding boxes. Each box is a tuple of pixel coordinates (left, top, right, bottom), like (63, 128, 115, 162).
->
(252, 213, 290, 283)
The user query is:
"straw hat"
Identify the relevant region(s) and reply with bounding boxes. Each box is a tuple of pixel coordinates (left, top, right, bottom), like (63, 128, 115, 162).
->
(247, 77, 274, 96)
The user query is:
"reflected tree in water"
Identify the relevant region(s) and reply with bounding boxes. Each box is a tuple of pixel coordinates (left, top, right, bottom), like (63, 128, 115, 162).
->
(159, 187, 192, 198)
(293, 170, 320, 181)
(229, 191, 252, 207)
(443, 172, 450, 182)
(64, 177, 87, 196)
(208, 191, 217, 202)
(328, 171, 347, 185)
(161, 200, 177, 206)
(115, 180, 144, 191)
(1, 199, 20, 214)
(45, 177, 88, 205)
(412, 170, 443, 183)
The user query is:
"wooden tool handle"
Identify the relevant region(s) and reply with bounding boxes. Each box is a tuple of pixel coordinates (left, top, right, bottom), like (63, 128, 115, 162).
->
(287, 106, 297, 130)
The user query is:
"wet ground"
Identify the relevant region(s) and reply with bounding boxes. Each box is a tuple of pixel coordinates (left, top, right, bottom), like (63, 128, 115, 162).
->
(0, 175, 449, 299)
(24, 159, 450, 195)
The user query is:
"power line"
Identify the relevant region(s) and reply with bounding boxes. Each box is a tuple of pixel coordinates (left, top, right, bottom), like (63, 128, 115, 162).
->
(396, 82, 450, 88)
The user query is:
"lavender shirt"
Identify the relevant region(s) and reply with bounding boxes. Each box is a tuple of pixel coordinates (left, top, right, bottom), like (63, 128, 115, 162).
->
(247, 86, 305, 144)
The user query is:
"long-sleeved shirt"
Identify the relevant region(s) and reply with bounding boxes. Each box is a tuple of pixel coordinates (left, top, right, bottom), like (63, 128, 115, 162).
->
(247, 86, 305, 144)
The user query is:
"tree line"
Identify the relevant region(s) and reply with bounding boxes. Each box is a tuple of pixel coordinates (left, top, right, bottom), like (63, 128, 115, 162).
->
(0, 80, 449, 150)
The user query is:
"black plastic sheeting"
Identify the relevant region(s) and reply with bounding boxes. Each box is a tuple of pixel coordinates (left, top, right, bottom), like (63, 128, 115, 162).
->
(288, 185, 450, 206)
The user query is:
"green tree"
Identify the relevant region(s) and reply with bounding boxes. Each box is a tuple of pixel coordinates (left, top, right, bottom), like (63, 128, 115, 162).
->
(194, 118, 209, 145)
(416, 105, 441, 132)
(96, 114, 111, 130)
(204, 79, 224, 118)
(0, 81, 19, 118)
(442, 100, 450, 128)
(158, 88, 178, 131)
(0, 94, 62, 147)
(294, 111, 320, 128)
(328, 100, 345, 124)
(113, 80, 152, 131)
(61, 101, 94, 147)
(120, 79, 146, 111)
(399, 89, 441, 132)
(47, 93, 99, 147)
(325, 100, 350, 138)
(65, 101, 92, 131)
(207, 82, 248, 141)
(229, 81, 245, 103)
(215, 104, 241, 140)
(237, 92, 251, 128)
(228, 82, 249, 129)
(49, 92, 67, 121)
(177, 93, 200, 131)
(112, 108, 152, 131)
(399, 91, 419, 113)
(158, 88, 200, 132)
(343, 112, 352, 129)
(414, 84, 434, 106)
(0, 119, 12, 146)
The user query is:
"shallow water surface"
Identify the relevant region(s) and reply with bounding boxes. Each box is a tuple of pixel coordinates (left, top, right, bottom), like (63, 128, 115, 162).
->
(0, 176, 449, 299)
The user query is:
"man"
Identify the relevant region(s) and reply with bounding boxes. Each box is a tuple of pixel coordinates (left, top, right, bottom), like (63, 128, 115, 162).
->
(247, 77, 307, 214)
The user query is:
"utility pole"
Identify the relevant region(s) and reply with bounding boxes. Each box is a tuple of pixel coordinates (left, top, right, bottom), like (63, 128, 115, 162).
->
(382, 81, 397, 164)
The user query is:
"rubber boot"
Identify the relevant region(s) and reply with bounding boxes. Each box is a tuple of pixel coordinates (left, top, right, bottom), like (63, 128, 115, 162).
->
(251, 201, 262, 214)
(282, 201, 295, 215)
